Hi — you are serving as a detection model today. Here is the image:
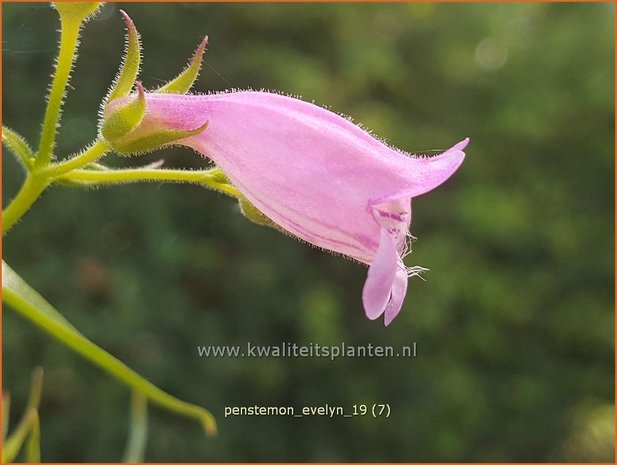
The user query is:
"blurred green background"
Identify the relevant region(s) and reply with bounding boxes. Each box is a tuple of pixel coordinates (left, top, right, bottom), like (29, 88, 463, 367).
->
(3, 2, 614, 462)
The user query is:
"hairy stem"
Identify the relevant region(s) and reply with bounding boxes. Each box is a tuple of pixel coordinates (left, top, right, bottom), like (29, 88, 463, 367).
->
(35, 18, 82, 168)
(43, 139, 110, 177)
(2, 126, 35, 169)
(59, 167, 241, 197)
(2, 176, 49, 234)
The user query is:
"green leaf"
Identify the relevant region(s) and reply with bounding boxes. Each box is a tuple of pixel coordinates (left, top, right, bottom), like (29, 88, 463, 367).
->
(3, 262, 75, 329)
(157, 36, 208, 94)
(25, 411, 41, 463)
(2, 126, 34, 170)
(2, 368, 43, 463)
(2, 261, 217, 437)
(3, 410, 37, 463)
(107, 10, 142, 103)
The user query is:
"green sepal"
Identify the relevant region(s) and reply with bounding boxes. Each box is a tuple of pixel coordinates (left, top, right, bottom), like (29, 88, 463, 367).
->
(239, 196, 275, 227)
(52, 2, 102, 23)
(111, 121, 209, 156)
(101, 82, 146, 142)
(106, 10, 141, 103)
(157, 36, 208, 94)
(194, 166, 274, 227)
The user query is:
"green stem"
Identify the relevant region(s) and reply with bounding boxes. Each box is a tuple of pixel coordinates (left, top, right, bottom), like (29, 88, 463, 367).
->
(3, 140, 110, 234)
(2, 175, 49, 234)
(3, 288, 217, 436)
(3, 16, 102, 234)
(35, 17, 82, 168)
(43, 139, 110, 177)
(123, 392, 148, 462)
(59, 167, 241, 197)
(2, 126, 35, 169)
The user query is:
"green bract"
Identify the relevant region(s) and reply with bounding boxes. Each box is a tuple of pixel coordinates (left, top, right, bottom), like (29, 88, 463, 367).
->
(100, 13, 211, 156)
(157, 36, 209, 94)
(106, 10, 141, 103)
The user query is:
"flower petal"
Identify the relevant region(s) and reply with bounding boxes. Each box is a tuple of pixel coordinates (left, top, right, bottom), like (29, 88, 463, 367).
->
(362, 226, 397, 320)
(111, 92, 468, 266)
(369, 138, 468, 206)
(369, 197, 411, 254)
(384, 262, 409, 326)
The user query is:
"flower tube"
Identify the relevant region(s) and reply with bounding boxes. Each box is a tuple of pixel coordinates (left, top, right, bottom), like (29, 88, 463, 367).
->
(104, 90, 467, 325)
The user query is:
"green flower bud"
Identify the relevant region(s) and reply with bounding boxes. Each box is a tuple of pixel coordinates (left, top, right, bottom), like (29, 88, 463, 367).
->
(101, 83, 208, 156)
(101, 82, 146, 143)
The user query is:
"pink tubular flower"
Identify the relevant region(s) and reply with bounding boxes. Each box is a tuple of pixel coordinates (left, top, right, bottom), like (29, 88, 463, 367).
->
(106, 91, 467, 325)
